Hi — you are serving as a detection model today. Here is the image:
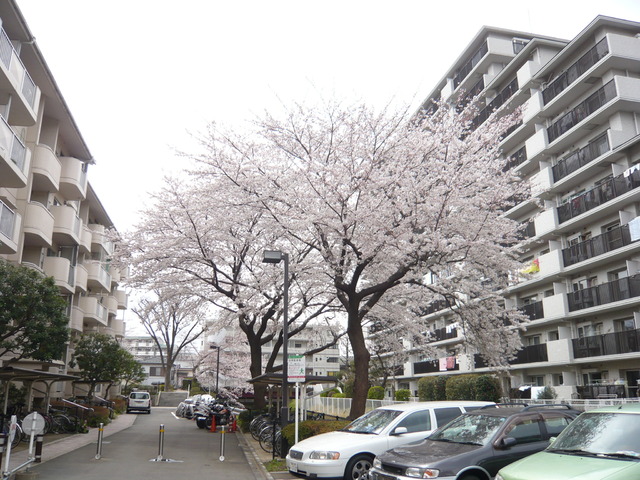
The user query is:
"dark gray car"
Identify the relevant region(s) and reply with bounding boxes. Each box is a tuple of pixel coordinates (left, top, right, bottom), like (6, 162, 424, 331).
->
(369, 404, 580, 480)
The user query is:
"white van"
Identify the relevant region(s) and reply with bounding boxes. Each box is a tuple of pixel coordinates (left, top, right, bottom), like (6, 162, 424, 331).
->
(127, 391, 151, 414)
(286, 401, 494, 480)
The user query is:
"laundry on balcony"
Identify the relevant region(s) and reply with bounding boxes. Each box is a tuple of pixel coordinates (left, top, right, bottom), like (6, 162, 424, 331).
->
(623, 163, 640, 177)
(521, 259, 540, 274)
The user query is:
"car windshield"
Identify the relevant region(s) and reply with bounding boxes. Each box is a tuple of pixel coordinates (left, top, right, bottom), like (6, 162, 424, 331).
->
(131, 393, 148, 399)
(342, 409, 403, 434)
(549, 412, 640, 457)
(429, 414, 507, 446)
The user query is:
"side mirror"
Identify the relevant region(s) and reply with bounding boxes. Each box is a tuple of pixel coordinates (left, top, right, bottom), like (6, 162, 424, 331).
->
(392, 427, 409, 435)
(497, 437, 517, 449)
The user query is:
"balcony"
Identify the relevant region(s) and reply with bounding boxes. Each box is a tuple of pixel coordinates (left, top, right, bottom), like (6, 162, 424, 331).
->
(75, 264, 88, 293)
(567, 273, 640, 312)
(42, 256, 75, 294)
(59, 157, 88, 201)
(543, 37, 609, 105)
(562, 224, 636, 267)
(78, 296, 108, 327)
(547, 80, 616, 144)
(106, 295, 118, 315)
(511, 343, 548, 364)
(0, 27, 39, 124)
(89, 224, 113, 255)
(51, 204, 82, 245)
(0, 116, 29, 188)
(79, 226, 92, 254)
(23, 201, 54, 247)
(115, 289, 128, 309)
(112, 319, 125, 338)
(471, 77, 518, 130)
(552, 132, 610, 183)
(557, 168, 640, 224)
(70, 306, 84, 333)
(521, 300, 544, 320)
(430, 326, 458, 342)
(31, 145, 61, 192)
(453, 41, 488, 90)
(86, 261, 111, 292)
(413, 358, 460, 374)
(572, 328, 640, 359)
(0, 200, 20, 254)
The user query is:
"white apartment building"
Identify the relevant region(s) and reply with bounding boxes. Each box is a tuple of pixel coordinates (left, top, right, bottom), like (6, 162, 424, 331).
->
(262, 327, 342, 379)
(0, 1, 127, 397)
(397, 15, 640, 401)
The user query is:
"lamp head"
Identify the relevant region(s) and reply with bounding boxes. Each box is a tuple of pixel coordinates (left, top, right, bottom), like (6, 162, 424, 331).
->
(263, 250, 283, 264)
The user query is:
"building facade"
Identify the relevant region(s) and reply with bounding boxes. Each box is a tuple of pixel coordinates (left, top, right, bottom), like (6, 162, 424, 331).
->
(0, 1, 127, 398)
(397, 15, 640, 400)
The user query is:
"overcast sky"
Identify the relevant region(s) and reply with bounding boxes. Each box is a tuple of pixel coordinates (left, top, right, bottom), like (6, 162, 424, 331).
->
(15, 1, 640, 231)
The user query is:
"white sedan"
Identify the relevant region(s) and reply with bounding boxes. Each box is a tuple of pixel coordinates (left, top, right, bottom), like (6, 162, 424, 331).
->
(286, 400, 493, 480)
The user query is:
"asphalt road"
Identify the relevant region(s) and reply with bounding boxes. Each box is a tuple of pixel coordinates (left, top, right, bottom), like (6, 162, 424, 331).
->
(21, 407, 266, 480)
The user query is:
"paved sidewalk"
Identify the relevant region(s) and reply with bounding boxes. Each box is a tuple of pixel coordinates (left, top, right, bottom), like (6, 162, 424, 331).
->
(239, 430, 297, 480)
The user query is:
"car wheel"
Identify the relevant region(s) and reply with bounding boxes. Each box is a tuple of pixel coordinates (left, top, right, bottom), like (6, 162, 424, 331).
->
(344, 454, 373, 480)
(460, 474, 483, 480)
(126, 409, 130, 414)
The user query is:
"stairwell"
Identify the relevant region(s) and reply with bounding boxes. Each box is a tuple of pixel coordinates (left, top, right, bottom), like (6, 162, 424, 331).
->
(155, 390, 190, 407)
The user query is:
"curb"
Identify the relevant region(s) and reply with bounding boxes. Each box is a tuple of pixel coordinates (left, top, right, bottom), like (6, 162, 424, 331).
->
(237, 430, 274, 480)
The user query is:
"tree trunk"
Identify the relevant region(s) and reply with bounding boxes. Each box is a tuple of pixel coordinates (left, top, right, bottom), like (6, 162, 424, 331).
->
(249, 336, 267, 410)
(164, 361, 174, 391)
(347, 310, 370, 420)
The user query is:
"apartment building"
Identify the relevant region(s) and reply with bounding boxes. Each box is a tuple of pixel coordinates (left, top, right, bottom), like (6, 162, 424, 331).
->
(397, 15, 640, 400)
(261, 326, 342, 379)
(0, 1, 127, 398)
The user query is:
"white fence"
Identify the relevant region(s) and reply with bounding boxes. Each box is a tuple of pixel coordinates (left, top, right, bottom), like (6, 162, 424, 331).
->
(302, 396, 640, 418)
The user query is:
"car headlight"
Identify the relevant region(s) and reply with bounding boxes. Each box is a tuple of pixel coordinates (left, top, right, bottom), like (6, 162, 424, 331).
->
(309, 451, 340, 460)
(373, 458, 382, 469)
(405, 467, 439, 479)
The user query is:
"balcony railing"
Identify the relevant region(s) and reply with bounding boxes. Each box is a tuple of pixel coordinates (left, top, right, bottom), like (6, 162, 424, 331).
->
(567, 274, 640, 312)
(0, 200, 15, 240)
(453, 41, 488, 89)
(506, 146, 527, 170)
(542, 38, 609, 105)
(547, 80, 616, 143)
(521, 301, 544, 320)
(431, 326, 458, 342)
(422, 299, 451, 316)
(0, 115, 27, 171)
(572, 328, 640, 358)
(552, 133, 610, 182)
(413, 358, 460, 374)
(511, 343, 548, 364)
(0, 28, 36, 108)
(563, 224, 635, 267)
(471, 78, 518, 130)
(557, 168, 640, 224)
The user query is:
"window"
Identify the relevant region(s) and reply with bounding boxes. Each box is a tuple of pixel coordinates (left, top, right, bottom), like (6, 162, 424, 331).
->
(434, 407, 463, 427)
(615, 318, 636, 332)
(395, 410, 431, 433)
(548, 330, 559, 341)
(506, 418, 542, 444)
(526, 335, 541, 346)
(542, 414, 572, 437)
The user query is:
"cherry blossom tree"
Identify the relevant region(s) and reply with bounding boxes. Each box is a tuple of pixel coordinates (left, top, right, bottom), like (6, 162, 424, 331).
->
(191, 99, 528, 418)
(113, 177, 341, 409)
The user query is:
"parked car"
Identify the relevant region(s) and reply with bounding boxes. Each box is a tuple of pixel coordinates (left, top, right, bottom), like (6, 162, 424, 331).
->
(126, 391, 151, 414)
(286, 401, 494, 480)
(370, 404, 580, 480)
(496, 404, 640, 480)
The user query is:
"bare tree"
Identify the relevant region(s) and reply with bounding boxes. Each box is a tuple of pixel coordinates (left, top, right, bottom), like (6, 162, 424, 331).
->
(131, 290, 209, 391)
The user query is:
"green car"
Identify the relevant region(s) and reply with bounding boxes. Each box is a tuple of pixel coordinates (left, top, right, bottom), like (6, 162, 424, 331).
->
(496, 404, 640, 480)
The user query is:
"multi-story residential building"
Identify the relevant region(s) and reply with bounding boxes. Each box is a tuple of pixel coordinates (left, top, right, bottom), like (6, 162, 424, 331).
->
(0, 1, 127, 399)
(262, 326, 342, 379)
(396, 15, 640, 401)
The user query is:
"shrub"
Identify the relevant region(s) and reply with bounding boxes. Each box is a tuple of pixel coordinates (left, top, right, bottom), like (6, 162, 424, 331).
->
(474, 375, 502, 402)
(320, 388, 340, 397)
(445, 375, 477, 400)
(537, 385, 558, 399)
(332, 392, 346, 398)
(418, 376, 447, 401)
(281, 420, 350, 445)
(395, 389, 411, 401)
(87, 415, 111, 428)
(368, 386, 385, 400)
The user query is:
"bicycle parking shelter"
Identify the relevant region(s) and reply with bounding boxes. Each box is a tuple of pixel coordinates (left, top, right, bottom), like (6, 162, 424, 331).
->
(0, 366, 80, 414)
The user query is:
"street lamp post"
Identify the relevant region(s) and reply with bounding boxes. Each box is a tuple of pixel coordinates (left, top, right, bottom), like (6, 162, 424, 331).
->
(263, 249, 289, 455)
(209, 345, 221, 394)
